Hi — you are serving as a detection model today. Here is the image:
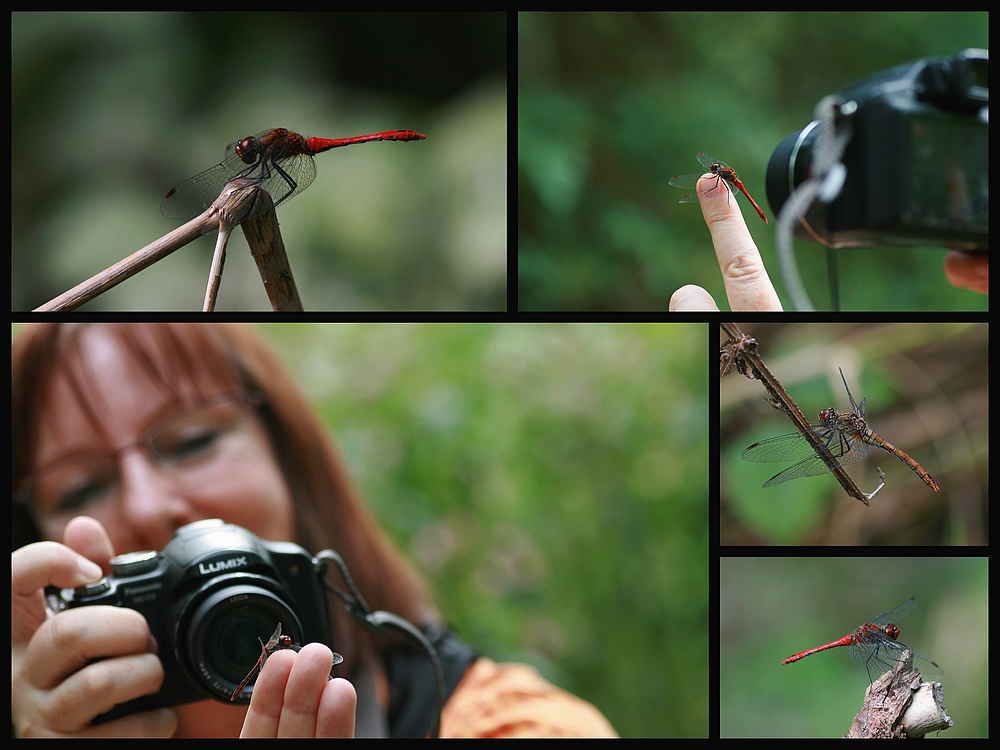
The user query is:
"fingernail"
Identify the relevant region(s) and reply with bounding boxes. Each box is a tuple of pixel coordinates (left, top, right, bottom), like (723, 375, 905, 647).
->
(77, 557, 103, 581)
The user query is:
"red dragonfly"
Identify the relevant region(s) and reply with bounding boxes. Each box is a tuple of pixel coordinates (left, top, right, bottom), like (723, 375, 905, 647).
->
(230, 622, 344, 702)
(782, 598, 942, 684)
(669, 152, 768, 223)
(162, 128, 426, 221)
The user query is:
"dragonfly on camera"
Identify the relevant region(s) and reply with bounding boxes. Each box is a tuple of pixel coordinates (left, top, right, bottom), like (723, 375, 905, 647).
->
(231, 622, 344, 701)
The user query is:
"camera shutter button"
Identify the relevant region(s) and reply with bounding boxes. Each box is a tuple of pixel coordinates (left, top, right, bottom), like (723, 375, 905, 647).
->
(109, 550, 159, 576)
(72, 578, 111, 597)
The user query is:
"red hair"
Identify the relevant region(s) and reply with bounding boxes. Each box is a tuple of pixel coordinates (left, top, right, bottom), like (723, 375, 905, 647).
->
(12, 323, 439, 670)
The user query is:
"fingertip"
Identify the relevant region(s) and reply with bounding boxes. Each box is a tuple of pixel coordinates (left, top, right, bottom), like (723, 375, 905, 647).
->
(944, 250, 988, 293)
(317, 678, 357, 738)
(76, 557, 104, 582)
(62, 517, 115, 571)
(670, 285, 720, 312)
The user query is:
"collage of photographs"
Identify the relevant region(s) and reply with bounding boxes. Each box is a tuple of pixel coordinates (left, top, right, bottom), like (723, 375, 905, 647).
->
(719, 322, 986, 737)
(12, 11, 988, 742)
(11, 320, 989, 739)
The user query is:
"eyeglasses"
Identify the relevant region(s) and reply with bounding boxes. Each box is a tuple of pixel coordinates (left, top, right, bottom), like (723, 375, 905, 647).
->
(17, 392, 262, 525)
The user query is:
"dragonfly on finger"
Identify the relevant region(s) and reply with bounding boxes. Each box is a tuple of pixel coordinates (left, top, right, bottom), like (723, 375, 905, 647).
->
(230, 622, 344, 701)
(669, 152, 768, 223)
(742, 368, 940, 492)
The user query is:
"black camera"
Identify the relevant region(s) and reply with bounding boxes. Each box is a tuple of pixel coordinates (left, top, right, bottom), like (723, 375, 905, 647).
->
(58, 519, 332, 723)
(766, 48, 987, 251)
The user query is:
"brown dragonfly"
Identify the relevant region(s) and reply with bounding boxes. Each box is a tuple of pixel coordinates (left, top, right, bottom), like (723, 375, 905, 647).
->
(230, 622, 344, 701)
(742, 368, 940, 492)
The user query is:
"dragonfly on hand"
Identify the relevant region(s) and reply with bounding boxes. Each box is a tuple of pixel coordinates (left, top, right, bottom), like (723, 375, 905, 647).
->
(782, 597, 942, 685)
(742, 368, 940, 492)
(162, 128, 426, 222)
(669, 152, 768, 223)
(230, 622, 344, 702)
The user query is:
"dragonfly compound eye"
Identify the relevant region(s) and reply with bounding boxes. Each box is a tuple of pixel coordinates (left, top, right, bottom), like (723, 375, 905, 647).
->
(236, 137, 259, 164)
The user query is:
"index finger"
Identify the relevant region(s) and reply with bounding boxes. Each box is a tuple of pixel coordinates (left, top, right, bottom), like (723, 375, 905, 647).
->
(695, 175, 782, 311)
(239, 648, 302, 736)
(12, 542, 104, 643)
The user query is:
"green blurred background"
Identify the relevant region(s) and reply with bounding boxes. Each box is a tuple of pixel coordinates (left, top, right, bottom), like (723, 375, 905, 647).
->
(256, 323, 709, 737)
(12, 13, 506, 311)
(720, 557, 987, 737)
(518, 12, 988, 311)
(720, 322, 988, 546)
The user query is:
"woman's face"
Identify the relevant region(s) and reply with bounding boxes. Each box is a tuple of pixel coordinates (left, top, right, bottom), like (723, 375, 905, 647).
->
(28, 328, 295, 554)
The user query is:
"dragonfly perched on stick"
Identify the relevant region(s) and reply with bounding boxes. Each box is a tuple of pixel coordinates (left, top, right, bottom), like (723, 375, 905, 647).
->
(742, 368, 940, 492)
(230, 622, 344, 701)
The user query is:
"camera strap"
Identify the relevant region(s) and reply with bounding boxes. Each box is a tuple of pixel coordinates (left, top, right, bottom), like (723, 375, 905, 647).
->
(317, 549, 478, 738)
(383, 625, 479, 738)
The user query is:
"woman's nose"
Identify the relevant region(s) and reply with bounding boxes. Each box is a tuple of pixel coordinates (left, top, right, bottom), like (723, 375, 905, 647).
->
(112, 447, 193, 534)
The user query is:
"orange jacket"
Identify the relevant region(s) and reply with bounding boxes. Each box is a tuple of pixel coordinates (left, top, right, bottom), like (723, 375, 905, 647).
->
(439, 658, 617, 738)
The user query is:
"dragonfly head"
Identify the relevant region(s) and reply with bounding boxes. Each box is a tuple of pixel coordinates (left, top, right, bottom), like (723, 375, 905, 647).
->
(235, 136, 262, 165)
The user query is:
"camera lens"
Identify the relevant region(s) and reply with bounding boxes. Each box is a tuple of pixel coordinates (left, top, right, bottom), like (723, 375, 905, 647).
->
(765, 124, 819, 221)
(181, 580, 303, 701)
(205, 606, 283, 684)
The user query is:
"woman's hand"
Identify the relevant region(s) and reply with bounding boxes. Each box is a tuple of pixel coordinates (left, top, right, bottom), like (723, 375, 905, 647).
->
(240, 643, 356, 737)
(11, 517, 176, 737)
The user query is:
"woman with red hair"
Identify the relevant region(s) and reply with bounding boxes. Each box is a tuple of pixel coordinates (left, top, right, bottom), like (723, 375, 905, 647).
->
(11, 324, 616, 738)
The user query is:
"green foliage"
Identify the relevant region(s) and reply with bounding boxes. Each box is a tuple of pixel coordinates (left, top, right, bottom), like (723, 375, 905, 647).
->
(261, 323, 708, 737)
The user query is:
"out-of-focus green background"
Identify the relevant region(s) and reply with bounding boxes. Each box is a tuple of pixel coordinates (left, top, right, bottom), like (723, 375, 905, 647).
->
(518, 12, 987, 311)
(257, 323, 709, 737)
(12, 13, 506, 311)
(719, 322, 988, 546)
(720, 557, 987, 738)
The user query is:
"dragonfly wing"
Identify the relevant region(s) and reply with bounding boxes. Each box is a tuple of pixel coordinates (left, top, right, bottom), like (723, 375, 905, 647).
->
(743, 428, 837, 462)
(743, 423, 871, 463)
(696, 152, 720, 170)
(761, 454, 845, 486)
(870, 598, 919, 627)
(743, 433, 822, 462)
(757, 436, 872, 486)
(257, 154, 317, 208)
(263, 623, 283, 652)
(849, 635, 901, 681)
